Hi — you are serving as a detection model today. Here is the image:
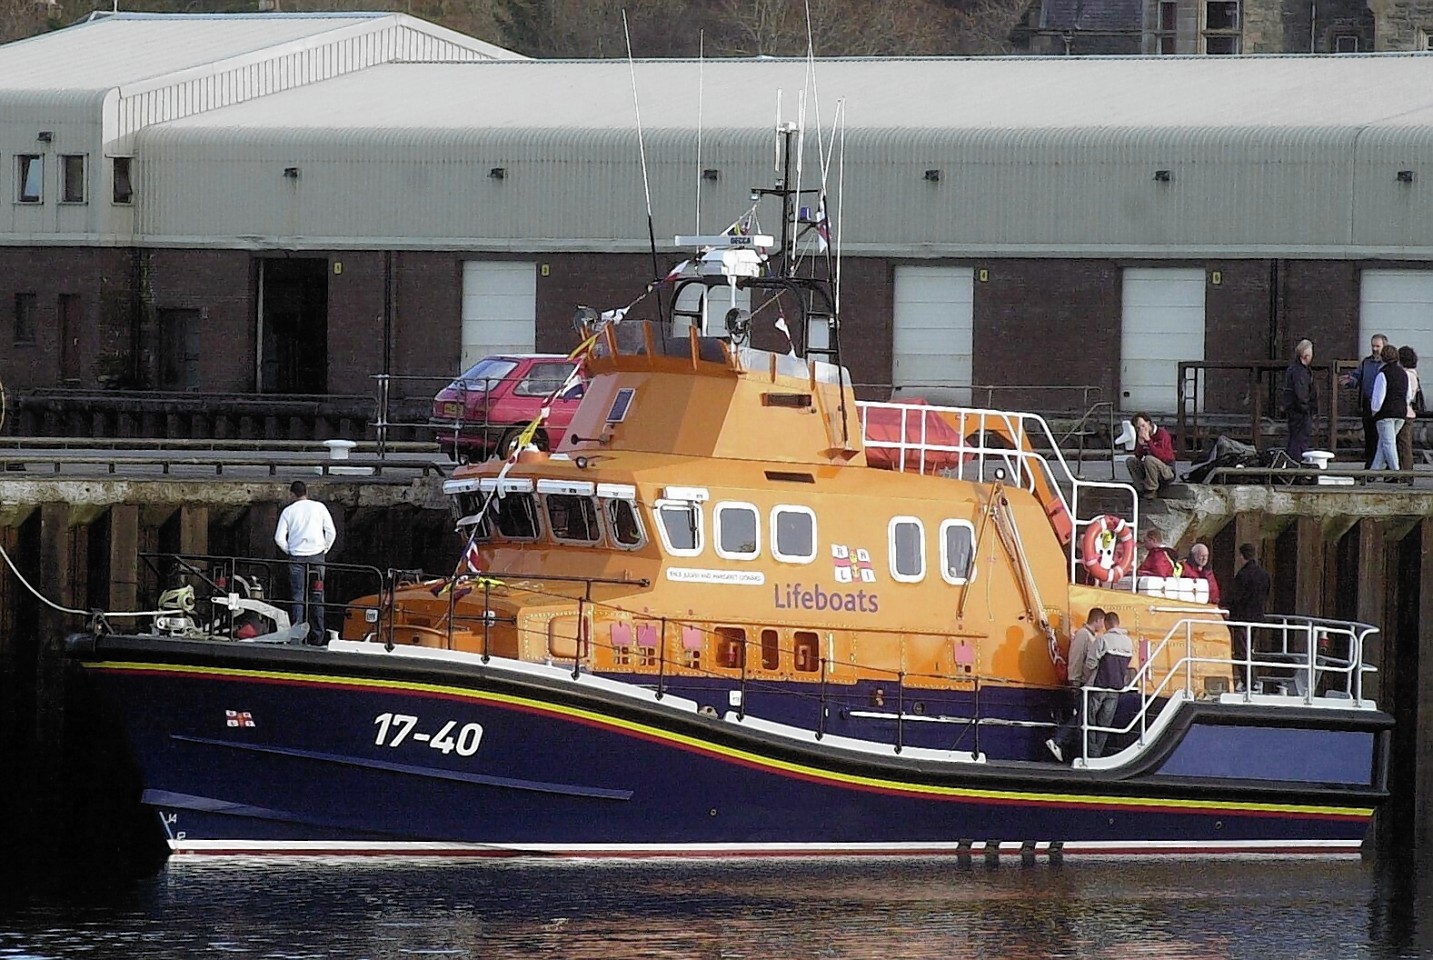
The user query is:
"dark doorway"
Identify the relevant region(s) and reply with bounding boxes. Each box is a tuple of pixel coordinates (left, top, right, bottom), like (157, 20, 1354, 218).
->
(260, 258, 328, 394)
(157, 308, 201, 390)
(57, 294, 81, 382)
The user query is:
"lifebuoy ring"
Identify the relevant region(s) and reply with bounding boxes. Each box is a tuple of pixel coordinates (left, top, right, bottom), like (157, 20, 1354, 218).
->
(1080, 514, 1135, 584)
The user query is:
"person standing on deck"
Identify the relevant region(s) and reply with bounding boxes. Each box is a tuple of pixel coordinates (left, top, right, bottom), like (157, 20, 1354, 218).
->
(1046, 608, 1106, 764)
(275, 480, 336, 644)
(1226, 543, 1271, 687)
(1083, 611, 1134, 759)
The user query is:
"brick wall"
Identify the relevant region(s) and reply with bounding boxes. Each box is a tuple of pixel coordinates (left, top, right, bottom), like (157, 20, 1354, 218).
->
(0, 247, 133, 391)
(974, 258, 1123, 411)
(145, 249, 253, 392)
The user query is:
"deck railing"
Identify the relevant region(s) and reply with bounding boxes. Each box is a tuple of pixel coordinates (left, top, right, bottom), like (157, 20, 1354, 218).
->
(854, 398, 1141, 587)
(1075, 613, 1380, 765)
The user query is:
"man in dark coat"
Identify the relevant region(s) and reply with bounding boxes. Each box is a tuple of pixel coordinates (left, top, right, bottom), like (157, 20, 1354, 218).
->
(1226, 543, 1271, 685)
(1342, 333, 1387, 468)
(1283, 339, 1318, 464)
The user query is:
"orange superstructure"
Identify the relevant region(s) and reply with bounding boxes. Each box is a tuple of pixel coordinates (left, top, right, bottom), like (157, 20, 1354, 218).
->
(346, 322, 1231, 708)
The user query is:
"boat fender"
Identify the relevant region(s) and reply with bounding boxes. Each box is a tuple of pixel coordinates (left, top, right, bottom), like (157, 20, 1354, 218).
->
(1080, 514, 1135, 584)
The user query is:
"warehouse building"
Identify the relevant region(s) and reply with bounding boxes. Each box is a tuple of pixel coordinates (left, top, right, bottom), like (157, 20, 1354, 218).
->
(4, 15, 1433, 424)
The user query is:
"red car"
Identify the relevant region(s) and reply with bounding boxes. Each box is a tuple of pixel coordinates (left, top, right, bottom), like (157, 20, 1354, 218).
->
(430, 354, 587, 462)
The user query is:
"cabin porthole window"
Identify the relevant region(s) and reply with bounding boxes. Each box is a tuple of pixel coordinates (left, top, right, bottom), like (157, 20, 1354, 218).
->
(654, 499, 703, 557)
(714, 501, 760, 560)
(889, 516, 925, 583)
(771, 505, 817, 564)
(939, 519, 977, 585)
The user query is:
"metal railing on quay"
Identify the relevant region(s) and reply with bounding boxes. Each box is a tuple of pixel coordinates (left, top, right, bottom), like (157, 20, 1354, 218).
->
(0, 453, 445, 478)
(1175, 359, 1358, 457)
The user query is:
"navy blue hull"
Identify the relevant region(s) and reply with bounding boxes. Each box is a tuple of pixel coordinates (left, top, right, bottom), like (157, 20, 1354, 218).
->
(68, 636, 1391, 857)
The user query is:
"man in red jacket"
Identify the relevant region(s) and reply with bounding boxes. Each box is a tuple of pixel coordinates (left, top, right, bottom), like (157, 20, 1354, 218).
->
(1125, 412, 1176, 495)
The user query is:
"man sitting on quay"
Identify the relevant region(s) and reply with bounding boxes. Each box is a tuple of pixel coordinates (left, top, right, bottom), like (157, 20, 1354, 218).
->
(1125, 413, 1176, 496)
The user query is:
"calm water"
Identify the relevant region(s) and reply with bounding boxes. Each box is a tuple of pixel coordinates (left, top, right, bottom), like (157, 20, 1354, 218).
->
(0, 857, 1428, 959)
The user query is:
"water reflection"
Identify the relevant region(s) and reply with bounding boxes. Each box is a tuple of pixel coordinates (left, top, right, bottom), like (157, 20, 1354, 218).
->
(0, 856, 1426, 959)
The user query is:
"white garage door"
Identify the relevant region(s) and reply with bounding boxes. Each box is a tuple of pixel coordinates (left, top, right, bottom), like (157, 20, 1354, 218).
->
(1360, 270, 1433, 358)
(1120, 268, 1205, 414)
(461, 261, 536, 369)
(892, 266, 974, 404)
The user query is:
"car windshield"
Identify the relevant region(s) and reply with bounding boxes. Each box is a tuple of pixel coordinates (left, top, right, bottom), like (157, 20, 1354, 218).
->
(513, 361, 579, 397)
(453, 358, 518, 394)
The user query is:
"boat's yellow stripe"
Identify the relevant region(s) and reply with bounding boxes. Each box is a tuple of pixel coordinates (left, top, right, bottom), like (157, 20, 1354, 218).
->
(91, 659, 1374, 819)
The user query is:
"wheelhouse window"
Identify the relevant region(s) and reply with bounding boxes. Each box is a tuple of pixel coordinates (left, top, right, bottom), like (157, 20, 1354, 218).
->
(492, 492, 541, 540)
(655, 499, 703, 556)
(17, 155, 42, 203)
(890, 517, 926, 582)
(546, 494, 600, 543)
(714, 502, 760, 560)
(940, 519, 977, 584)
(771, 505, 816, 564)
(606, 499, 645, 548)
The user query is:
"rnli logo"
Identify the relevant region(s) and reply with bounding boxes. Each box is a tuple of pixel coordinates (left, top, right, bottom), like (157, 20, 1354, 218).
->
(832, 544, 876, 584)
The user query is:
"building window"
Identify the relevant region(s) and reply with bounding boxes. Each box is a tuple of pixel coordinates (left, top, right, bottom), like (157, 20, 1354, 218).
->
(714, 502, 760, 560)
(112, 157, 133, 205)
(771, 506, 816, 564)
(1156, 1, 1177, 54)
(17, 155, 42, 203)
(1334, 34, 1359, 52)
(1202, 0, 1240, 53)
(60, 155, 85, 203)
(14, 293, 36, 344)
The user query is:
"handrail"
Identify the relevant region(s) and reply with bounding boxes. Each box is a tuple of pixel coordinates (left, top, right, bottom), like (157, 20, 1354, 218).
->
(855, 399, 1140, 589)
(1076, 614, 1380, 764)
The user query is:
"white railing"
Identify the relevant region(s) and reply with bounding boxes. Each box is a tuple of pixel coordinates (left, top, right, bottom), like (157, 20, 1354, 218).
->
(1074, 614, 1380, 766)
(855, 399, 1140, 587)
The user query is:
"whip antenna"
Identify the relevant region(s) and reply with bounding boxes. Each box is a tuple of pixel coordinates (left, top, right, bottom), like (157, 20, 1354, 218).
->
(623, 10, 663, 317)
(695, 30, 704, 236)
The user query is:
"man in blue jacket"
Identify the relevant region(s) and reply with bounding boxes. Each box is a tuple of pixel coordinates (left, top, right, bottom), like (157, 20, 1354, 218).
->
(1342, 333, 1387, 468)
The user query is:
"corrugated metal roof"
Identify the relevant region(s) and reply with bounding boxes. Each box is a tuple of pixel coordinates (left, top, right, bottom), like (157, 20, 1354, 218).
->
(0, 12, 516, 92)
(149, 54, 1433, 132)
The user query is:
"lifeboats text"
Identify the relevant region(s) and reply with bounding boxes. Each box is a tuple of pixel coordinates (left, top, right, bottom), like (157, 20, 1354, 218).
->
(773, 582, 879, 613)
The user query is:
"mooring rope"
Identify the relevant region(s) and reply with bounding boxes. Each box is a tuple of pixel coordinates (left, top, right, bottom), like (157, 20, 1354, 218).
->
(0, 538, 174, 626)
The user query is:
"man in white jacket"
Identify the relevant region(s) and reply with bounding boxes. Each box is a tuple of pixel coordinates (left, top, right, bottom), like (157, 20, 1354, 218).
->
(274, 480, 336, 643)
